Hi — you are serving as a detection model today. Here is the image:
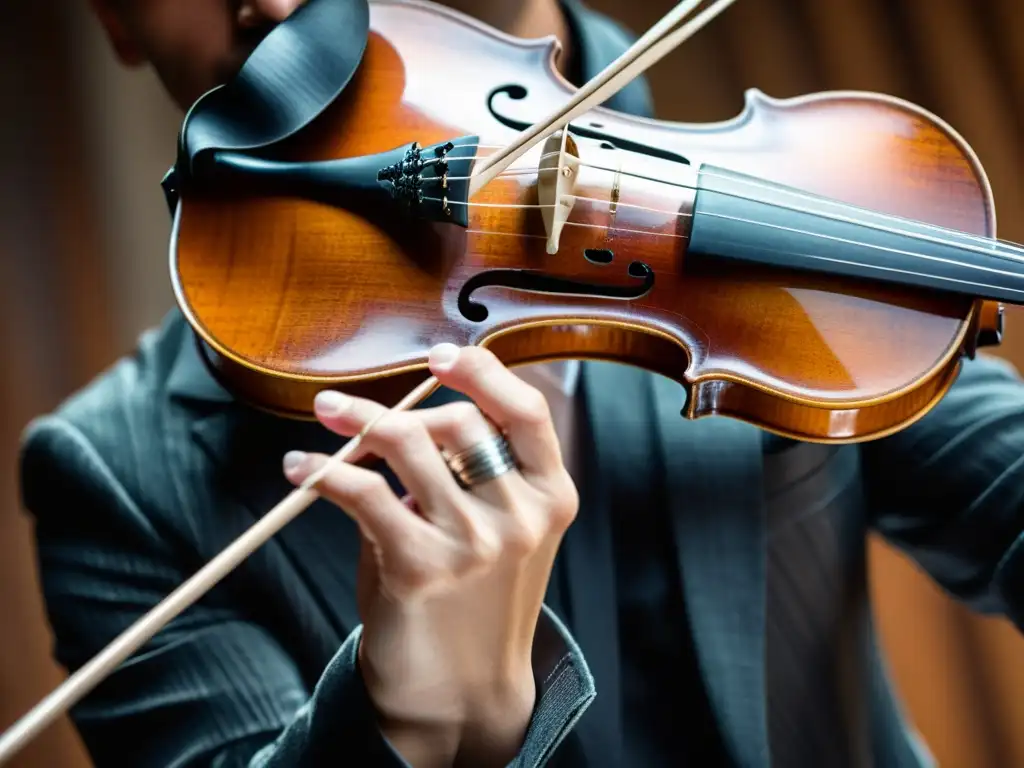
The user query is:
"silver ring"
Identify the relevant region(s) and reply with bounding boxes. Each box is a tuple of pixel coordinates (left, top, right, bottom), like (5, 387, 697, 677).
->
(445, 433, 518, 489)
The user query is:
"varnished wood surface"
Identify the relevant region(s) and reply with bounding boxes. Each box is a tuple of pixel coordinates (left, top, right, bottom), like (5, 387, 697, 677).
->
(173, 0, 998, 441)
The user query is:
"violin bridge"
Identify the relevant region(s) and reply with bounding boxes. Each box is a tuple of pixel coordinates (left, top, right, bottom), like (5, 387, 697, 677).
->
(537, 130, 580, 255)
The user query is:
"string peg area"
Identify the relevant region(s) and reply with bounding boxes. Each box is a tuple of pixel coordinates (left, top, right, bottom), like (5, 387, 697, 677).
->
(538, 129, 581, 254)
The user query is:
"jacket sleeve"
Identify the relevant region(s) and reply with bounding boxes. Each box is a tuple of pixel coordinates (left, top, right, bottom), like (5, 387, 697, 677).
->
(20, 416, 595, 767)
(860, 354, 1024, 632)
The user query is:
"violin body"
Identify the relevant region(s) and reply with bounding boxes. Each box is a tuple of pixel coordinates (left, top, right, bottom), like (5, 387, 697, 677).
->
(171, 0, 1002, 443)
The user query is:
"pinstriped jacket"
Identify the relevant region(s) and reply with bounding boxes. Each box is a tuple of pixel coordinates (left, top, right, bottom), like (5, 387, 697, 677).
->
(21, 313, 1024, 767)
(19, 6, 1024, 768)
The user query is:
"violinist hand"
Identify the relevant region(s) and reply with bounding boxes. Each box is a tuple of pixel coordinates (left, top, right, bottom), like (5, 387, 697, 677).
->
(282, 345, 579, 767)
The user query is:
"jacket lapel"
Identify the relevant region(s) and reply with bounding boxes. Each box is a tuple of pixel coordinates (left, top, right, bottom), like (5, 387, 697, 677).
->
(649, 374, 770, 767)
(188, 408, 364, 639)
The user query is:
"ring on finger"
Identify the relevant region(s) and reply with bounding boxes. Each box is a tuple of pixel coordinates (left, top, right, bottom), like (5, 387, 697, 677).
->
(444, 432, 519, 489)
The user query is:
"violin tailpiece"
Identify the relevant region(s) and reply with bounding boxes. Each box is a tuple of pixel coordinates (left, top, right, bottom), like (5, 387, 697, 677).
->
(189, 134, 480, 227)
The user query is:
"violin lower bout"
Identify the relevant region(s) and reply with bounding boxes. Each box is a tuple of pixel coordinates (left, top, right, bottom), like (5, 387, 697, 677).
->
(194, 303, 977, 445)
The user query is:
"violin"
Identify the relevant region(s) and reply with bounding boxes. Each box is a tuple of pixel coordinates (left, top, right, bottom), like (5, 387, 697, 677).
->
(169, 0, 1015, 445)
(1, 0, 1021, 760)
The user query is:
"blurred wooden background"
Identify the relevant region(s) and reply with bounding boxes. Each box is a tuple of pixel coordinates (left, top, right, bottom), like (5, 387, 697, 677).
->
(1, 0, 1021, 765)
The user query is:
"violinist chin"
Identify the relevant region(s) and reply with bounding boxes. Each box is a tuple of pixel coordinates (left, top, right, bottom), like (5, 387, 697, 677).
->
(16, 1, 1024, 767)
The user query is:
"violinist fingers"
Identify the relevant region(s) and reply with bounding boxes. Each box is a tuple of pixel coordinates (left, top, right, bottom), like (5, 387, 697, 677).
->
(315, 395, 498, 459)
(316, 394, 530, 512)
(426, 345, 564, 481)
(314, 391, 498, 539)
(283, 453, 487, 602)
(313, 344, 565, 481)
(283, 450, 439, 562)
(282, 444, 526, 598)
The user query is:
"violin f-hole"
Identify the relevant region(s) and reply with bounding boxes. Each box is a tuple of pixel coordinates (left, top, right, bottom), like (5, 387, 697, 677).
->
(457, 261, 655, 322)
(486, 85, 691, 166)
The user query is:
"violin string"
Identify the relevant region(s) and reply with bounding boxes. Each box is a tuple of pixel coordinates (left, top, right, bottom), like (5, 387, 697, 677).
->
(439, 195, 690, 220)
(449, 205, 1024, 298)
(439, 158, 1017, 260)
(526, 144, 1024, 252)
(639, 163, 1024, 255)
(463, 221, 686, 239)
(424, 173, 1024, 295)
(428, 153, 1024, 278)
(426, 139, 1024, 298)
(446, 143, 1024, 256)
(538, 159, 1021, 256)
(582, 148, 1022, 254)
(583, 159, 1024, 264)
(473, 142, 1022, 254)
(428, 193, 1024, 294)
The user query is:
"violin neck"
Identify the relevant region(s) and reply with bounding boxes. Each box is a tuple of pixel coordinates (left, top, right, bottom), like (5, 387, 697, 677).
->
(685, 164, 1024, 305)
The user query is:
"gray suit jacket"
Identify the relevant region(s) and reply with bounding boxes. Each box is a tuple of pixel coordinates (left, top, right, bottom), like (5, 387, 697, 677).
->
(20, 308, 1024, 768)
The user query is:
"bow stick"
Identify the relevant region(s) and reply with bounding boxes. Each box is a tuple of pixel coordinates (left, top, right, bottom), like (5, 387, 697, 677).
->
(0, 0, 740, 762)
(469, 0, 740, 195)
